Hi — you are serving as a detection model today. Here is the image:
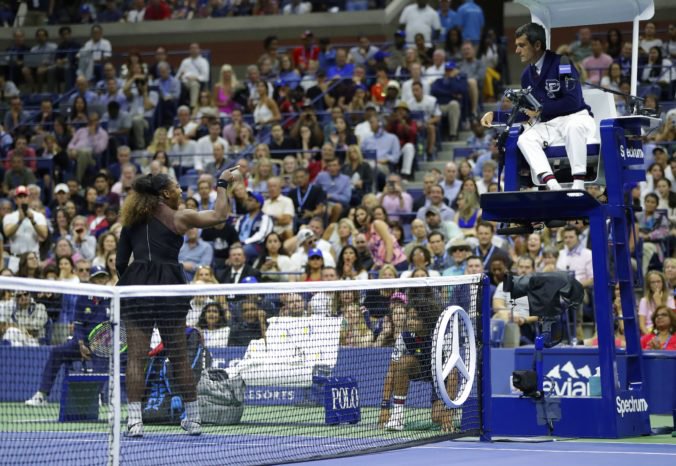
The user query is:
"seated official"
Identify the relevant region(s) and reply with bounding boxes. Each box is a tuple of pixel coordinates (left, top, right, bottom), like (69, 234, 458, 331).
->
(480, 22, 595, 191)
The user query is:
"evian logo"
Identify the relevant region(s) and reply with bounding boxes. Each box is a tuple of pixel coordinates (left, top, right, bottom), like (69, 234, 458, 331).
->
(616, 396, 649, 417)
(619, 144, 644, 160)
(542, 361, 599, 397)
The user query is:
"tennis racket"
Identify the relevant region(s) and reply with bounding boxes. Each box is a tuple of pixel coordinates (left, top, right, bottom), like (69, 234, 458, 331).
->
(88, 321, 128, 357)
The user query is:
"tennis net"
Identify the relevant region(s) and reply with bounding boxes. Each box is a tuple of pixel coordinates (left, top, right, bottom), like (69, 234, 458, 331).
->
(0, 274, 489, 465)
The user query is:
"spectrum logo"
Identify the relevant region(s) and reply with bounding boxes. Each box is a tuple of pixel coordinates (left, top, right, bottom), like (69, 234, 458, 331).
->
(616, 396, 649, 417)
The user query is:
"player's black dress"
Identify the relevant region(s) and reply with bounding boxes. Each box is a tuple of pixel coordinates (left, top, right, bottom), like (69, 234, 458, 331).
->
(116, 206, 189, 322)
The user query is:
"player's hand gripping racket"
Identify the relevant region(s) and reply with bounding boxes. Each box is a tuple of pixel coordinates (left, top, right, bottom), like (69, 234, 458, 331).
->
(88, 321, 128, 357)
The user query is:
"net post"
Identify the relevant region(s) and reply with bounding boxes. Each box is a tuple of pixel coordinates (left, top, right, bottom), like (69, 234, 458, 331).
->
(479, 274, 493, 442)
(108, 291, 121, 466)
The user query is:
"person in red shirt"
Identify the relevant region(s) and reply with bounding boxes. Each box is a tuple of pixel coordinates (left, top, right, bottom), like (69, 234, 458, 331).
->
(292, 30, 320, 73)
(144, 0, 172, 20)
(5, 135, 37, 172)
(386, 101, 418, 179)
(641, 306, 676, 351)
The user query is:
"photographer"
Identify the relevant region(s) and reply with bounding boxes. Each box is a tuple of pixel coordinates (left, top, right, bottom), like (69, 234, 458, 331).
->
(124, 72, 158, 150)
(480, 22, 596, 191)
(2, 186, 49, 256)
(68, 215, 96, 261)
(378, 174, 413, 222)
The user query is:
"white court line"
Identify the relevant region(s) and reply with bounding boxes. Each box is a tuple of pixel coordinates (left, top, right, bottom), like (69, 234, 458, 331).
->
(413, 445, 676, 456)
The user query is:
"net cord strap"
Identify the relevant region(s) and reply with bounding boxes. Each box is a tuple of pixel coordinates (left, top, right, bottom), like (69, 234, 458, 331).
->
(109, 293, 122, 466)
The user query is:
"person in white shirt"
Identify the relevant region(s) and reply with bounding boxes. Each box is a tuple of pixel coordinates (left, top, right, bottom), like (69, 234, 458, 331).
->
(283, 0, 312, 15)
(262, 177, 295, 237)
(168, 105, 198, 139)
(176, 43, 210, 108)
(195, 120, 228, 172)
(126, 0, 146, 22)
(2, 186, 48, 256)
(406, 81, 441, 157)
(354, 103, 378, 143)
(424, 49, 446, 87)
(640, 22, 663, 55)
(399, 0, 441, 47)
(170, 126, 198, 168)
(400, 62, 430, 102)
(77, 25, 112, 81)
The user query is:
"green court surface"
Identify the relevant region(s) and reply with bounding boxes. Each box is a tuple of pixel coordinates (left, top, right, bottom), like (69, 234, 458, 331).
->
(0, 403, 447, 440)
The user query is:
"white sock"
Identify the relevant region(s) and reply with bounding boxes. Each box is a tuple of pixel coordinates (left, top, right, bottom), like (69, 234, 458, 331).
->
(185, 400, 201, 423)
(127, 402, 142, 425)
(546, 178, 562, 190)
(572, 179, 585, 190)
(391, 396, 406, 422)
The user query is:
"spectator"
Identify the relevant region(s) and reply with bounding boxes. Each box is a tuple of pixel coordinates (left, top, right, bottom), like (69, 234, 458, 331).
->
(641, 306, 676, 350)
(556, 224, 594, 332)
(123, 73, 158, 150)
(399, 0, 441, 47)
(641, 46, 674, 86)
(4, 154, 36, 192)
(361, 115, 401, 175)
(22, 28, 57, 94)
(427, 231, 453, 272)
(326, 48, 354, 80)
(430, 61, 466, 140)
(177, 43, 210, 109)
(458, 41, 485, 98)
(283, 0, 311, 15)
(582, 38, 614, 85)
(474, 221, 512, 271)
(253, 0, 279, 16)
(442, 238, 472, 276)
(456, 0, 484, 45)
(605, 28, 624, 59)
(222, 108, 252, 147)
(292, 30, 320, 74)
(212, 64, 240, 116)
(336, 244, 368, 280)
(78, 24, 112, 82)
(178, 227, 214, 282)
(251, 231, 294, 282)
(640, 22, 663, 55)
(234, 191, 273, 261)
(354, 206, 406, 270)
(342, 145, 374, 206)
(636, 193, 669, 275)
(2, 30, 29, 86)
(638, 271, 674, 335)
(3, 96, 29, 134)
(196, 301, 230, 348)
(57, 256, 79, 283)
(437, 0, 457, 39)
(379, 173, 413, 221)
(1, 291, 48, 346)
(54, 26, 80, 92)
(67, 113, 109, 185)
(569, 27, 593, 63)
(195, 120, 228, 173)
(314, 158, 352, 223)
(349, 35, 379, 68)
(439, 161, 462, 204)
(416, 184, 454, 221)
(253, 80, 281, 130)
(290, 168, 326, 229)
(3, 186, 49, 256)
(17, 251, 41, 279)
(493, 256, 537, 344)
(229, 292, 267, 346)
(385, 30, 408, 73)
(144, 0, 172, 20)
(216, 244, 261, 284)
(262, 176, 294, 237)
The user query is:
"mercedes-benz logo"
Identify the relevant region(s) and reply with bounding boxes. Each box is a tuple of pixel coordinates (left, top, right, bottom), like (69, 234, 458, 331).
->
(431, 305, 477, 408)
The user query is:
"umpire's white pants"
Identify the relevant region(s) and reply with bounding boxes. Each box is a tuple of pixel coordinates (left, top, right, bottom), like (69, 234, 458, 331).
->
(517, 109, 596, 178)
(401, 143, 415, 175)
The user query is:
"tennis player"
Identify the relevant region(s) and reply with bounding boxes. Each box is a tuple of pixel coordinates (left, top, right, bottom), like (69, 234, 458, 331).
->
(117, 168, 237, 437)
(480, 22, 595, 191)
(25, 265, 111, 407)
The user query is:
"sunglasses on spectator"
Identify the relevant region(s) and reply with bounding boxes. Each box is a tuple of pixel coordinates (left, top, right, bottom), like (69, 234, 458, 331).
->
(77, 268, 89, 272)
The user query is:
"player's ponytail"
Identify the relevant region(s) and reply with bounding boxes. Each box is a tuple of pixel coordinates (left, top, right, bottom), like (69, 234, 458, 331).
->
(120, 174, 172, 227)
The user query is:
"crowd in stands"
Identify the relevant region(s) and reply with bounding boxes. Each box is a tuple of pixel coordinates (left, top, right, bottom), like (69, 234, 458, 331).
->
(0, 1, 674, 353)
(2, 0, 389, 25)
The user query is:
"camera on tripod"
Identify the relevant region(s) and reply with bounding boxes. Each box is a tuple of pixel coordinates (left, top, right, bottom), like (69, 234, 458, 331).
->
(504, 88, 543, 113)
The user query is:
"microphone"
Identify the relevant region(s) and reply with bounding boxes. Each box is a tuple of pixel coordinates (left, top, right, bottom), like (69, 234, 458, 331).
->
(497, 224, 534, 235)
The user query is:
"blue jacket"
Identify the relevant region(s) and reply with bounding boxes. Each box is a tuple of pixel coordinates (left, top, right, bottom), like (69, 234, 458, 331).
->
(521, 50, 590, 123)
(73, 295, 110, 343)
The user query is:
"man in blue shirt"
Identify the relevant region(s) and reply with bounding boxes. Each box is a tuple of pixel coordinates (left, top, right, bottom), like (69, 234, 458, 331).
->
(480, 22, 595, 191)
(179, 227, 214, 282)
(431, 61, 468, 140)
(361, 115, 401, 174)
(314, 157, 352, 223)
(25, 266, 111, 407)
(457, 0, 485, 45)
(437, 0, 457, 39)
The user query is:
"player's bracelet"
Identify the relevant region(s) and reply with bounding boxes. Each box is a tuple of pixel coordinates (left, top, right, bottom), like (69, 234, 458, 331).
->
(216, 179, 228, 190)
(381, 400, 391, 409)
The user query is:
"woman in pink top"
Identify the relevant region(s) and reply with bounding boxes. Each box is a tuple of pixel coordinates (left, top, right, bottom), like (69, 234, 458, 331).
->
(378, 174, 413, 222)
(354, 206, 406, 270)
(639, 270, 675, 334)
(212, 64, 239, 116)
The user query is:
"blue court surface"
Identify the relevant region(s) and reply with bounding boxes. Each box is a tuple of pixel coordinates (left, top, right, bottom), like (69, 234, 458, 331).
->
(300, 439, 676, 466)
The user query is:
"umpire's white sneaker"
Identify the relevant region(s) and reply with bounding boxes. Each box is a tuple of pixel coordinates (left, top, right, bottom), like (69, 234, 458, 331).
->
(384, 417, 404, 431)
(181, 419, 202, 436)
(25, 392, 47, 407)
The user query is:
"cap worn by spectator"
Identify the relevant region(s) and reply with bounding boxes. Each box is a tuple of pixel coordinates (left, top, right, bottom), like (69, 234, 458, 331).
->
(15, 185, 28, 196)
(395, 100, 409, 111)
(387, 80, 400, 91)
(296, 228, 315, 245)
(390, 291, 408, 305)
(653, 147, 666, 156)
(425, 205, 441, 216)
(445, 60, 457, 70)
(247, 191, 265, 206)
(365, 102, 379, 111)
(274, 78, 287, 88)
(449, 238, 471, 252)
(54, 183, 69, 194)
(394, 30, 406, 38)
(308, 248, 323, 259)
(95, 196, 108, 206)
(374, 50, 390, 61)
(302, 30, 313, 38)
(241, 276, 258, 284)
(90, 265, 110, 278)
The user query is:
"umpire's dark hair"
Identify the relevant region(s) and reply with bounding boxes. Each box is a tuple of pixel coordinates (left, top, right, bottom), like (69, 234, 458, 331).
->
(516, 22, 547, 50)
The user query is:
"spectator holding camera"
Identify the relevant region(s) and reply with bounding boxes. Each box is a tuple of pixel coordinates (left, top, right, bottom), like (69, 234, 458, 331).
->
(3, 186, 49, 256)
(379, 174, 413, 222)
